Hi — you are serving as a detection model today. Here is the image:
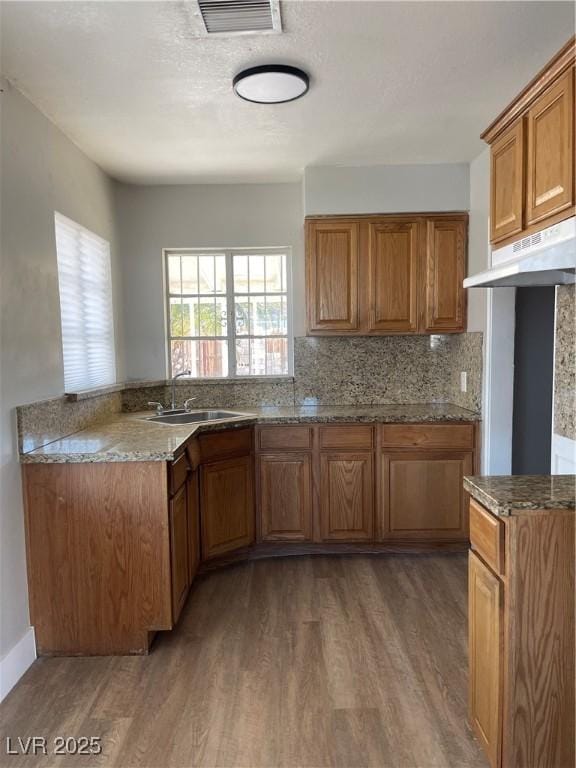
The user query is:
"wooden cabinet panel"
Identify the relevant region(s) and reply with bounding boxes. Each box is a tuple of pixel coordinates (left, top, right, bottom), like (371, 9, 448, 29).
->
(319, 425, 373, 450)
(258, 453, 313, 541)
(490, 121, 525, 243)
(201, 455, 255, 559)
(187, 469, 200, 584)
(306, 220, 360, 331)
(469, 499, 504, 576)
(169, 484, 190, 623)
(468, 551, 502, 768)
(526, 68, 574, 226)
(320, 453, 373, 541)
(169, 452, 189, 495)
(198, 427, 252, 463)
(257, 426, 313, 451)
(368, 220, 418, 332)
(380, 423, 474, 450)
(424, 219, 467, 332)
(381, 451, 472, 540)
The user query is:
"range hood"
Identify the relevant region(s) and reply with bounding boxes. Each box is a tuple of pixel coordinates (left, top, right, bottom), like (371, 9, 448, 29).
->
(464, 216, 576, 288)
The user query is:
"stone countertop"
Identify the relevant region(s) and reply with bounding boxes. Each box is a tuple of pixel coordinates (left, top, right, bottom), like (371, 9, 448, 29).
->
(464, 475, 576, 516)
(20, 403, 479, 464)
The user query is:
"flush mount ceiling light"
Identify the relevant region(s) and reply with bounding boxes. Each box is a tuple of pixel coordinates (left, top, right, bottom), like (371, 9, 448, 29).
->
(233, 65, 309, 104)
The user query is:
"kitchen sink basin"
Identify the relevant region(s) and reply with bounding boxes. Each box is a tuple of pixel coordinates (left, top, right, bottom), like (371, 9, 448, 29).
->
(143, 410, 247, 425)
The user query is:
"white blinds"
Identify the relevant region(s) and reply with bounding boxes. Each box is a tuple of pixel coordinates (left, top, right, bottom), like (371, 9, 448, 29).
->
(55, 212, 116, 392)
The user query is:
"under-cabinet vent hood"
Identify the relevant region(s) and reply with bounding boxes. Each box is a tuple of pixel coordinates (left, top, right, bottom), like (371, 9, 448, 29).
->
(464, 217, 576, 288)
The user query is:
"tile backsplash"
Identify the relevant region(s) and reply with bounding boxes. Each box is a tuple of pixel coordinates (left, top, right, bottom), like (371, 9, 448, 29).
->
(554, 285, 575, 441)
(17, 332, 483, 451)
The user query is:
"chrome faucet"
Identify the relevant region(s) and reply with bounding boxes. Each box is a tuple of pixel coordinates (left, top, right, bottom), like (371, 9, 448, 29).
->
(171, 370, 191, 410)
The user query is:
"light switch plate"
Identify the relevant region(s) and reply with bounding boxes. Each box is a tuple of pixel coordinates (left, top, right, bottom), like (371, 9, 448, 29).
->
(460, 371, 467, 393)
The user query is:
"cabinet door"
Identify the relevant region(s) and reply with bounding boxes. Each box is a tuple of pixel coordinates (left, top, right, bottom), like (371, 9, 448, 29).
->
(187, 469, 200, 583)
(368, 220, 419, 332)
(258, 453, 313, 541)
(424, 219, 467, 333)
(526, 69, 574, 227)
(380, 451, 472, 540)
(306, 220, 360, 332)
(490, 121, 525, 243)
(201, 455, 255, 559)
(320, 453, 373, 541)
(468, 551, 502, 768)
(169, 484, 190, 623)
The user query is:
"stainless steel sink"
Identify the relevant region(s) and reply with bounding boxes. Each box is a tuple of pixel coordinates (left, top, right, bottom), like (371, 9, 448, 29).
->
(143, 410, 247, 425)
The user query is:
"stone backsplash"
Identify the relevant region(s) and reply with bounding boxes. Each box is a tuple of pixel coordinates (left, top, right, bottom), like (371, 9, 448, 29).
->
(554, 285, 575, 440)
(17, 332, 483, 450)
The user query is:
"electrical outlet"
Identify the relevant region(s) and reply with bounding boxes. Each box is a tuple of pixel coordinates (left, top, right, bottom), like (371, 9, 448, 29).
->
(460, 371, 467, 393)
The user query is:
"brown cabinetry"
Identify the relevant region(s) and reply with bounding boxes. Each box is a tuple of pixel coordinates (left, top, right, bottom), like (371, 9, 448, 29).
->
(483, 38, 575, 245)
(305, 214, 467, 336)
(319, 452, 374, 541)
(201, 455, 255, 559)
(169, 483, 190, 622)
(468, 550, 502, 768)
(257, 453, 313, 541)
(380, 451, 472, 540)
(526, 68, 574, 226)
(306, 219, 360, 332)
(468, 499, 575, 768)
(424, 218, 466, 332)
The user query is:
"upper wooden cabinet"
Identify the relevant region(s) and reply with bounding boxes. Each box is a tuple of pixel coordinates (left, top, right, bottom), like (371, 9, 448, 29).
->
(490, 121, 524, 243)
(526, 68, 574, 226)
(306, 219, 360, 332)
(483, 37, 575, 245)
(424, 218, 467, 332)
(368, 220, 419, 332)
(305, 214, 467, 336)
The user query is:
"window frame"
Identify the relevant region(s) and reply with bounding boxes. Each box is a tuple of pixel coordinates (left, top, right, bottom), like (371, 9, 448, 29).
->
(54, 211, 117, 393)
(163, 246, 293, 379)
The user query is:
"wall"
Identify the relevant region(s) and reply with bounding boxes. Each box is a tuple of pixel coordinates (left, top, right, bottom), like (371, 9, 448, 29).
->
(303, 163, 469, 215)
(0, 80, 122, 692)
(116, 182, 304, 379)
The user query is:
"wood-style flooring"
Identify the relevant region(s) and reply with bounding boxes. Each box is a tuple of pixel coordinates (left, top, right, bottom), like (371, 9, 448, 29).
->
(0, 554, 487, 767)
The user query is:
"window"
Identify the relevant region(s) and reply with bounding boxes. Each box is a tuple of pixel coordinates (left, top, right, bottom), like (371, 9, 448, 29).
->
(55, 213, 116, 391)
(166, 248, 291, 378)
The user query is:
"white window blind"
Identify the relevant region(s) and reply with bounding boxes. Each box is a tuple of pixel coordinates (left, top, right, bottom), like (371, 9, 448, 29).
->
(55, 212, 116, 392)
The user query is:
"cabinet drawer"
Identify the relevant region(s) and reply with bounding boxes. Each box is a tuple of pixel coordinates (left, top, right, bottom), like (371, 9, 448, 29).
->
(380, 423, 474, 450)
(257, 426, 313, 451)
(469, 499, 505, 576)
(169, 452, 189, 495)
(319, 425, 374, 450)
(199, 427, 252, 463)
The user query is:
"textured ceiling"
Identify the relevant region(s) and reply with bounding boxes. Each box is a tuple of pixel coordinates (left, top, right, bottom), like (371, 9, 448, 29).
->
(1, 0, 574, 183)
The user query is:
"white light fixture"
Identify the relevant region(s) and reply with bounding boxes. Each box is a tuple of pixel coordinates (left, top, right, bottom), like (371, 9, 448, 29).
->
(233, 65, 309, 104)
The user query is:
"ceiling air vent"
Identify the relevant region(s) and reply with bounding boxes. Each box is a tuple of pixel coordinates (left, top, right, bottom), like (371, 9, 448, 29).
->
(197, 0, 282, 35)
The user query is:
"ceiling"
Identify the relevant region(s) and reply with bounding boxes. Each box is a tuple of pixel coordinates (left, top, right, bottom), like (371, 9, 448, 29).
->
(1, 1, 574, 184)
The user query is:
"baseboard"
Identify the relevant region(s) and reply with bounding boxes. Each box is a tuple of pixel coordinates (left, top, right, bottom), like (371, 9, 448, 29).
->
(0, 627, 36, 702)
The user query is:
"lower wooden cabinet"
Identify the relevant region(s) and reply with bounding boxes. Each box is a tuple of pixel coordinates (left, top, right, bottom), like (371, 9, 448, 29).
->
(257, 453, 313, 541)
(468, 550, 502, 768)
(187, 468, 200, 583)
(380, 451, 472, 540)
(468, 500, 575, 768)
(201, 455, 255, 559)
(169, 483, 190, 623)
(319, 452, 374, 541)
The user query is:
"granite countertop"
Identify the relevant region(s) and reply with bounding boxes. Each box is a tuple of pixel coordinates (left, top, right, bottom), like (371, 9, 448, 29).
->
(20, 403, 479, 464)
(464, 475, 576, 516)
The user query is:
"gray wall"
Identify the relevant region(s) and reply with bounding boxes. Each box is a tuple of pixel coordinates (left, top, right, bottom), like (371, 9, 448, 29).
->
(303, 163, 469, 215)
(0, 81, 123, 658)
(116, 182, 304, 379)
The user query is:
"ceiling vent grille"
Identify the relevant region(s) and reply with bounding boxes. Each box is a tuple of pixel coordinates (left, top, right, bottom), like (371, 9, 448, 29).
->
(197, 0, 282, 34)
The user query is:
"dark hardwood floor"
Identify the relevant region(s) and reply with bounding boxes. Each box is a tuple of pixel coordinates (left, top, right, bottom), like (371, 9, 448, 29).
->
(0, 554, 486, 767)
